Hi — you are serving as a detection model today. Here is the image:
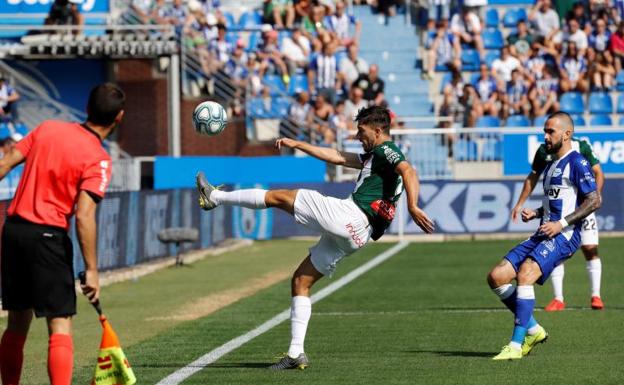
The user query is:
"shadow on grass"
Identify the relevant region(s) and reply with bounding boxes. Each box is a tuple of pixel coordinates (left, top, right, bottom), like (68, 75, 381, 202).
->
(207, 363, 274, 369)
(405, 350, 494, 357)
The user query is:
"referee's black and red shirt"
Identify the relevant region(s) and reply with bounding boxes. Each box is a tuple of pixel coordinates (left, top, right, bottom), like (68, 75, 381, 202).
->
(7, 120, 112, 230)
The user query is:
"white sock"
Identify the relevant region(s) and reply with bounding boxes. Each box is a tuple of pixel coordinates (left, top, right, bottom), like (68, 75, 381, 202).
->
(586, 259, 602, 297)
(210, 189, 267, 209)
(287, 296, 312, 358)
(551, 264, 564, 302)
(509, 342, 522, 350)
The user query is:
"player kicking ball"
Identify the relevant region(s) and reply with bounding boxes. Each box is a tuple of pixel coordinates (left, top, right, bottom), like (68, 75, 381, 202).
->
(487, 112, 601, 360)
(196, 106, 434, 369)
(512, 135, 605, 311)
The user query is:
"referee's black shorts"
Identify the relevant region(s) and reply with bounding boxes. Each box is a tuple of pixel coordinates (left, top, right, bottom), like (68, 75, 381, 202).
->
(1, 216, 76, 318)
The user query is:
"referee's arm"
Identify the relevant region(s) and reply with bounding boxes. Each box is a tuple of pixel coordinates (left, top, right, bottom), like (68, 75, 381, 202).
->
(0, 147, 25, 179)
(76, 190, 100, 304)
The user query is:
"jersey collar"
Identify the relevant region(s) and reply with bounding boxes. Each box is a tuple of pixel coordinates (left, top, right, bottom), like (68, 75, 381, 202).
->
(80, 122, 104, 144)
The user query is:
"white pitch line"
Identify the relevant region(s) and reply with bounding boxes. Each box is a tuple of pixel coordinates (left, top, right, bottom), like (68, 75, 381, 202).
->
(156, 241, 410, 385)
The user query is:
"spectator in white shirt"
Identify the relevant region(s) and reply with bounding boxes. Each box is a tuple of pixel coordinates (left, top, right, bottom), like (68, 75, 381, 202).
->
(339, 43, 369, 87)
(529, 0, 561, 47)
(564, 18, 588, 56)
(450, 7, 485, 59)
(491, 45, 520, 88)
(281, 28, 311, 75)
(343, 86, 368, 129)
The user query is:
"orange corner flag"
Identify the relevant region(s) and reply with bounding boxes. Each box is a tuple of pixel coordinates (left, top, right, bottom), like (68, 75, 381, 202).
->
(91, 315, 137, 385)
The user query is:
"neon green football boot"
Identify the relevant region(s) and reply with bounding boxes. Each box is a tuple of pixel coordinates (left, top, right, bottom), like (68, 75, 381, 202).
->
(522, 326, 548, 356)
(492, 345, 522, 360)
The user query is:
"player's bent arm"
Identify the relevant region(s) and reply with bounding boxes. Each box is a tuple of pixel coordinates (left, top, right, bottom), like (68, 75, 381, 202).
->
(564, 191, 602, 227)
(276, 138, 363, 169)
(76, 190, 100, 302)
(396, 161, 435, 233)
(0, 147, 25, 180)
(592, 164, 605, 195)
(515, 171, 540, 207)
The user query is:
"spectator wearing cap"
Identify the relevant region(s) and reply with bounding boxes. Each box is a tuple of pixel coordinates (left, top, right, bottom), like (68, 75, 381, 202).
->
(45, 0, 83, 31)
(473, 63, 499, 117)
(324, 1, 361, 46)
(560, 41, 589, 92)
(281, 28, 312, 75)
(262, 0, 295, 29)
(0, 77, 19, 122)
(450, 6, 484, 60)
(530, 65, 560, 118)
(502, 69, 530, 120)
(424, 20, 461, 80)
(258, 27, 291, 85)
(529, 0, 561, 48)
(353, 64, 385, 106)
(308, 42, 341, 105)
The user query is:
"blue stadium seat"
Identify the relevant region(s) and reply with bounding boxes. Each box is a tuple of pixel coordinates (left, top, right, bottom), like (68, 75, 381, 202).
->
(481, 138, 502, 161)
(506, 114, 530, 127)
(482, 29, 504, 50)
(560, 92, 585, 114)
(533, 115, 548, 127)
(617, 94, 624, 113)
(616, 70, 624, 91)
(485, 9, 499, 28)
(454, 139, 478, 161)
(461, 49, 480, 71)
(247, 97, 269, 118)
(590, 114, 612, 126)
(263, 74, 286, 95)
(0, 124, 11, 139)
(588, 92, 613, 114)
(475, 116, 501, 128)
(470, 72, 481, 85)
(572, 114, 586, 127)
(238, 11, 262, 28)
(271, 97, 290, 118)
(246, 31, 261, 52)
(502, 9, 519, 28)
(287, 74, 309, 95)
(14, 123, 28, 136)
(223, 12, 235, 28)
(517, 8, 528, 22)
(484, 50, 501, 68)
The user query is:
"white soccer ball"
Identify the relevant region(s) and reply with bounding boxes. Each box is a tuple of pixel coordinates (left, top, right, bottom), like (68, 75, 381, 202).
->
(192, 101, 228, 136)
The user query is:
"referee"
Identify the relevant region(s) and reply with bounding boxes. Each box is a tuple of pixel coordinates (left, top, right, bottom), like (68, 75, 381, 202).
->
(0, 83, 125, 385)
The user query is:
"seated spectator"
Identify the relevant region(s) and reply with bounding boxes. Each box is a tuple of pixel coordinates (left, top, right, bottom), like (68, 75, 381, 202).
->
(609, 20, 624, 72)
(508, 20, 534, 59)
(440, 69, 464, 129)
(459, 84, 482, 128)
(343, 86, 368, 129)
(129, 0, 155, 24)
(502, 69, 530, 119)
(589, 18, 611, 53)
(308, 42, 341, 104)
(354, 64, 385, 106)
(208, 24, 233, 68)
(157, 0, 187, 34)
(589, 49, 616, 90)
(324, 0, 361, 46)
(45, 0, 83, 30)
(426, 0, 451, 26)
(450, 6, 484, 59)
(294, 0, 312, 25)
(331, 100, 349, 135)
(262, 0, 295, 29)
(530, 65, 560, 118)
(491, 45, 520, 88)
(258, 27, 291, 84)
(283, 91, 311, 139)
(223, 41, 248, 89)
(524, 43, 546, 82)
(564, 18, 588, 57)
(339, 43, 369, 88)
(0, 77, 19, 122)
(529, 0, 561, 48)
(473, 63, 499, 117)
(424, 21, 461, 80)
(559, 41, 590, 92)
(566, 1, 591, 33)
(310, 94, 335, 144)
(281, 28, 312, 75)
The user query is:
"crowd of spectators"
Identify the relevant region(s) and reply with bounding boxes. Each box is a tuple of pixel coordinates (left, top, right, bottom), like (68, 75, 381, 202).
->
(425, 0, 624, 129)
(0, 76, 19, 124)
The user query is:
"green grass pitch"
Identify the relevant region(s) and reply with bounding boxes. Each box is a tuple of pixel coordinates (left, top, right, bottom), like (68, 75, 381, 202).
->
(4, 238, 624, 384)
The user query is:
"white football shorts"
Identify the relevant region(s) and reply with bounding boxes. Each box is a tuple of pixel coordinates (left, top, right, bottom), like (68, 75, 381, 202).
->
(293, 189, 372, 276)
(580, 212, 599, 246)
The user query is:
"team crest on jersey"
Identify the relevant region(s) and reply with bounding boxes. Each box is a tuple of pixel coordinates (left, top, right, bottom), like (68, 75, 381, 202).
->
(382, 145, 401, 164)
(552, 168, 562, 177)
(581, 159, 589, 166)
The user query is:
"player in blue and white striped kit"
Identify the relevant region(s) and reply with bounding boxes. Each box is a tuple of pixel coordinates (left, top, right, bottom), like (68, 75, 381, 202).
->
(486, 112, 602, 360)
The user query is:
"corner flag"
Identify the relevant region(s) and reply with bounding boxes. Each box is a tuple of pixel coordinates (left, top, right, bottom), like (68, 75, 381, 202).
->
(91, 314, 136, 385)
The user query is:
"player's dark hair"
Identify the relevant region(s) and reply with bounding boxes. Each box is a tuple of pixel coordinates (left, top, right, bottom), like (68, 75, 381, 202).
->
(354, 105, 391, 134)
(86, 83, 125, 127)
(546, 111, 574, 132)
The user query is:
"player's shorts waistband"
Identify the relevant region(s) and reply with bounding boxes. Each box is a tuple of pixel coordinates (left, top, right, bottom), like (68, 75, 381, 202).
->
(6, 215, 68, 234)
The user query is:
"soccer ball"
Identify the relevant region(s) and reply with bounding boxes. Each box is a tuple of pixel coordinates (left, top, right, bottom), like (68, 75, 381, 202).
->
(192, 101, 227, 136)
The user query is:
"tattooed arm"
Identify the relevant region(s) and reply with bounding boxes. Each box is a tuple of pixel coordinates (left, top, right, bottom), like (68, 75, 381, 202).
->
(539, 191, 602, 238)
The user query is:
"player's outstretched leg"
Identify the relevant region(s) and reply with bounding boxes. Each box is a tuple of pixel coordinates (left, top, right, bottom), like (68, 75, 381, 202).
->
(269, 256, 323, 370)
(196, 171, 267, 211)
(545, 264, 566, 312)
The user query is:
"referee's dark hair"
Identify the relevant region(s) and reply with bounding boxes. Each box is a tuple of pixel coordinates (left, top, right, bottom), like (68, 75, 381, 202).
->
(354, 105, 391, 134)
(86, 83, 125, 127)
